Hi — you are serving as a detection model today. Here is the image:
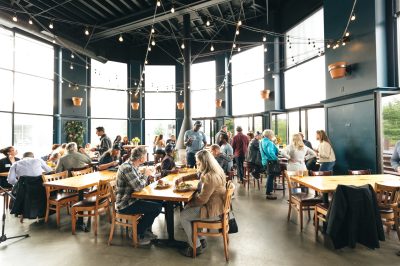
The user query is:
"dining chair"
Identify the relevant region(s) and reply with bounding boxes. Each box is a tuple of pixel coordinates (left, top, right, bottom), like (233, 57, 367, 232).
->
(71, 167, 93, 177)
(314, 203, 329, 241)
(284, 170, 322, 231)
(347, 169, 372, 175)
(192, 181, 235, 261)
(71, 179, 111, 236)
(42, 171, 78, 227)
(374, 183, 400, 235)
(108, 180, 142, 247)
(310, 170, 333, 176)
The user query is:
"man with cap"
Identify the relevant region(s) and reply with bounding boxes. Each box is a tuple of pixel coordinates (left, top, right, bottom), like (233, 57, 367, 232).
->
(184, 121, 207, 168)
(98, 144, 121, 171)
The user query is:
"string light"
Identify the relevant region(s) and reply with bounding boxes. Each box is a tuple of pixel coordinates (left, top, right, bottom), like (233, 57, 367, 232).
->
(327, 43, 331, 48)
(237, 20, 242, 26)
(157, 0, 161, 7)
(262, 36, 267, 42)
(264, 47, 267, 52)
(86, 65, 89, 69)
(148, 47, 152, 51)
(233, 43, 236, 48)
(151, 39, 156, 46)
(151, 27, 155, 34)
(237, 46, 241, 52)
(342, 41, 346, 46)
(351, 13, 356, 21)
(49, 21, 54, 29)
(235, 29, 239, 35)
(267, 66, 271, 71)
(206, 20, 210, 27)
(118, 34, 123, 42)
(28, 17, 33, 25)
(12, 13, 17, 22)
(345, 32, 350, 37)
(71, 53, 74, 58)
(171, 6, 175, 13)
(84, 27, 89, 36)
(210, 44, 214, 51)
(145, 59, 148, 64)
(70, 63, 74, 70)
(181, 42, 185, 49)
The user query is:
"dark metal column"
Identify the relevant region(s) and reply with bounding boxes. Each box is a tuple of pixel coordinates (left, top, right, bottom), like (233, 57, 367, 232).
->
(176, 13, 192, 149)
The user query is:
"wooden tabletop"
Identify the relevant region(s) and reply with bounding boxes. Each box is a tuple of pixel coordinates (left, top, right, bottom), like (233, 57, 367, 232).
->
(132, 169, 198, 202)
(43, 170, 116, 190)
(0, 172, 8, 177)
(291, 174, 400, 193)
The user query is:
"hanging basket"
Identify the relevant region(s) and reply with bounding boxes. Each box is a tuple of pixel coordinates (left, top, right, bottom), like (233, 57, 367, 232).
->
(72, 97, 83, 106)
(177, 102, 184, 110)
(131, 102, 140, 110)
(216, 99, 223, 108)
(328, 61, 347, 79)
(260, 90, 270, 99)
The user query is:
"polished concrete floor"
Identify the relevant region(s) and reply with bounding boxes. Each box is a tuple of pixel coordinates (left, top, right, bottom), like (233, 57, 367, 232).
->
(1, 181, 399, 266)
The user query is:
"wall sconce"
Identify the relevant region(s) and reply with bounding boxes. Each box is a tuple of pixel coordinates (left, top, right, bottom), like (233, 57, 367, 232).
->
(177, 102, 184, 110)
(216, 99, 223, 108)
(72, 97, 83, 106)
(260, 89, 270, 99)
(328, 61, 349, 79)
(131, 102, 140, 110)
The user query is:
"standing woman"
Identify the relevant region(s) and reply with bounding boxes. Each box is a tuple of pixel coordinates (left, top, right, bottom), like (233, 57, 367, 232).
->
(316, 130, 336, 171)
(0, 146, 20, 187)
(154, 134, 166, 163)
(259, 130, 279, 200)
(282, 133, 317, 172)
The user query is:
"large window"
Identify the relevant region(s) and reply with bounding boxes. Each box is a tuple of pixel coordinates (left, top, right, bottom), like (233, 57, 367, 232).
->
(284, 8, 325, 109)
(90, 119, 127, 147)
(144, 120, 176, 160)
(232, 45, 265, 115)
(306, 108, 325, 149)
(288, 111, 300, 142)
(0, 113, 12, 149)
(191, 61, 216, 118)
(234, 117, 253, 134)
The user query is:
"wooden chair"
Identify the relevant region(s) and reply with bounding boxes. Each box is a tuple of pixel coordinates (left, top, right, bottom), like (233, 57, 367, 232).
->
(284, 170, 322, 231)
(71, 167, 93, 177)
(314, 203, 329, 240)
(42, 171, 78, 227)
(192, 181, 235, 261)
(374, 183, 400, 235)
(71, 179, 111, 235)
(108, 180, 142, 247)
(310, 170, 333, 176)
(347, 169, 371, 175)
(394, 202, 400, 240)
(243, 161, 251, 190)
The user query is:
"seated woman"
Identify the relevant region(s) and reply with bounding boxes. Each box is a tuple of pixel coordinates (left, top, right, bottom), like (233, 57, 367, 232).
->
(281, 133, 316, 172)
(157, 144, 178, 178)
(176, 150, 226, 257)
(98, 145, 121, 171)
(0, 146, 20, 188)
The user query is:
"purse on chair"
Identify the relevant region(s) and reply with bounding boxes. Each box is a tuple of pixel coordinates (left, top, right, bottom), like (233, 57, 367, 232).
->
(228, 211, 238, 234)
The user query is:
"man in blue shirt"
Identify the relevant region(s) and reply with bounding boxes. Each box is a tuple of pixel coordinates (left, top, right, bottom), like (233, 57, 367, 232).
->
(184, 121, 207, 168)
(259, 129, 279, 200)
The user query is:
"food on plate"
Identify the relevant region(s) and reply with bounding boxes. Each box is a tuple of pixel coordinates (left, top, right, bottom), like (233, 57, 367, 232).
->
(155, 179, 170, 189)
(175, 182, 193, 191)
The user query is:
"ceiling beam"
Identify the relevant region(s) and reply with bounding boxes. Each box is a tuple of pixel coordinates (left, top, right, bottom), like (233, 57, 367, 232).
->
(91, 0, 231, 41)
(91, 0, 116, 17)
(77, 0, 107, 19)
(105, 0, 125, 14)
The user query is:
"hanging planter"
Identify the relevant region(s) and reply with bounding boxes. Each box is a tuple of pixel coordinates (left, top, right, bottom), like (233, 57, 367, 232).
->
(131, 102, 140, 110)
(260, 89, 270, 99)
(216, 99, 223, 108)
(72, 97, 83, 106)
(177, 102, 184, 110)
(328, 61, 347, 79)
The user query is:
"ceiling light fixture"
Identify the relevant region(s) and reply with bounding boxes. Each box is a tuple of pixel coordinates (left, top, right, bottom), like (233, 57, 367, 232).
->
(262, 36, 266, 42)
(345, 32, 350, 37)
(28, 17, 33, 25)
(49, 21, 54, 29)
(210, 44, 214, 51)
(118, 34, 123, 42)
(84, 27, 89, 36)
(12, 13, 17, 22)
(171, 6, 175, 13)
(238, 20, 242, 26)
(206, 20, 210, 27)
(151, 27, 155, 34)
(181, 42, 185, 49)
(157, 0, 161, 7)
(151, 39, 156, 46)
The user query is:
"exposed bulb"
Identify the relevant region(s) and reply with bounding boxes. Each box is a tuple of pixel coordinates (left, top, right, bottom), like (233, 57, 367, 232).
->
(238, 20, 242, 26)
(206, 20, 210, 26)
(233, 43, 236, 48)
(327, 44, 331, 48)
(12, 14, 17, 22)
(236, 29, 239, 35)
(157, 0, 161, 7)
(145, 60, 148, 64)
(351, 14, 356, 21)
(28, 18, 33, 25)
(118, 35, 123, 42)
(70, 64, 74, 70)
(210, 44, 214, 52)
(151, 28, 155, 34)
(85, 28, 89, 36)
(264, 47, 267, 52)
(71, 53, 74, 58)
(171, 6, 175, 13)
(262, 36, 266, 42)
(148, 46, 152, 51)
(86, 65, 89, 69)
(49, 21, 53, 29)
(181, 43, 185, 49)
(342, 42, 346, 46)
(345, 32, 350, 37)
(238, 47, 241, 52)
(151, 39, 156, 46)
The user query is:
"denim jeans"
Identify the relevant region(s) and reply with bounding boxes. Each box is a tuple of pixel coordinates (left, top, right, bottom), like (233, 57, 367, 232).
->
(266, 173, 275, 194)
(235, 155, 245, 181)
(319, 161, 335, 171)
(186, 152, 196, 168)
(118, 200, 162, 235)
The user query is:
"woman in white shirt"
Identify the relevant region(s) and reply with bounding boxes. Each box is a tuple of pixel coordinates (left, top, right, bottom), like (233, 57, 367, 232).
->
(282, 133, 316, 171)
(316, 130, 336, 171)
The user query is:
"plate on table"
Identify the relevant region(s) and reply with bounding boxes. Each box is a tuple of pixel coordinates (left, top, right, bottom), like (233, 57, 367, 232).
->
(178, 168, 188, 173)
(154, 180, 171, 190)
(174, 182, 194, 192)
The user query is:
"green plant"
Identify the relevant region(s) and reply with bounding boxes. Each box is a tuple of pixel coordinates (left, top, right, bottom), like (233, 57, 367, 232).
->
(65, 120, 85, 147)
(131, 137, 141, 144)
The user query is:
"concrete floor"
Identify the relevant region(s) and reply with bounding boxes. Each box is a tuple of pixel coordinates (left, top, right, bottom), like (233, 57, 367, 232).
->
(1, 182, 399, 266)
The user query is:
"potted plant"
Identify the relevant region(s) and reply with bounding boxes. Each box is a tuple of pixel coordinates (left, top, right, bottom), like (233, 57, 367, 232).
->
(131, 137, 141, 146)
(72, 97, 83, 106)
(328, 61, 347, 79)
(177, 102, 184, 110)
(216, 99, 223, 108)
(65, 120, 85, 147)
(260, 89, 270, 99)
(131, 102, 140, 110)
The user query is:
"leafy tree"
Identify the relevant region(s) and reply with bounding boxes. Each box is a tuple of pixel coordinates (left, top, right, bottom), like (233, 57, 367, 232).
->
(383, 100, 400, 147)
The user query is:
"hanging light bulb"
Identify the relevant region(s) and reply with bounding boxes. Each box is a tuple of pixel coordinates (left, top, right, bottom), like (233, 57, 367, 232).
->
(49, 21, 54, 29)
(210, 44, 214, 51)
(351, 14, 356, 21)
(233, 43, 236, 48)
(28, 17, 33, 25)
(345, 32, 350, 37)
(181, 42, 185, 49)
(171, 6, 175, 13)
(237, 46, 241, 52)
(264, 47, 267, 52)
(145, 59, 148, 64)
(151, 27, 155, 34)
(148, 46, 152, 51)
(86, 65, 89, 69)
(157, 0, 161, 7)
(206, 20, 210, 26)
(52, 39, 56, 44)
(12, 13, 17, 22)
(327, 43, 331, 48)
(118, 34, 123, 42)
(236, 29, 239, 35)
(262, 36, 267, 42)
(237, 20, 242, 26)
(70, 63, 74, 70)
(71, 53, 74, 59)
(342, 41, 346, 46)
(151, 39, 156, 46)
(84, 27, 89, 36)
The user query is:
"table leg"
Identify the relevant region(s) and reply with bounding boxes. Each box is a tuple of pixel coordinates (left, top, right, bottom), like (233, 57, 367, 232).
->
(76, 190, 90, 232)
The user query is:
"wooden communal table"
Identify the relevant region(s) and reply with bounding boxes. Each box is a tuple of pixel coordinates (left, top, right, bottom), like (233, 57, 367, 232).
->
(0, 172, 8, 177)
(132, 168, 198, 245)
(43, 170, 116, 231)
(291, 174, 400, 203)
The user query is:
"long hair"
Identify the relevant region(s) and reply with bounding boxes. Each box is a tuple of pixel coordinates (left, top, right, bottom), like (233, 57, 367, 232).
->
(292, 134, 305, 150)
(0, 146, 13, 157)
(195, 150, 226, 183)
(155, 134, 163, 144)
(316, 130, 331, 144)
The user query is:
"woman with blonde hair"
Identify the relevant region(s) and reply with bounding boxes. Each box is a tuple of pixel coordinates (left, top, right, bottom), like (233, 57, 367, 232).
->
(316, 130, 336, 171)
(282, 133, 316, 171)
(177, 150, 226, 257)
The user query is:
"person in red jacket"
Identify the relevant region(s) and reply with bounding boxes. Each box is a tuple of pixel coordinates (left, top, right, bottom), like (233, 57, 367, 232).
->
(231, 126, 249, 183)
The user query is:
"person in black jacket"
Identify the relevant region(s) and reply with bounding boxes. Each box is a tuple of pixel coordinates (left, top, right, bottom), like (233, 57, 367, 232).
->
(210, 144, 231, 174)
(90, 126, 112, 156)
(0, 146, 20, 188)
(246, 131, 263, 179)
(157, 144, 178, 178)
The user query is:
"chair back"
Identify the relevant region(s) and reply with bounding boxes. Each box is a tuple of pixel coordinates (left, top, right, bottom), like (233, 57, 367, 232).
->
(284, 171, 303, 198)
(108, 180, 117, 214)
(347, 169, 371, 175)
(71, 167, 93, 177)
(310, 170, 333, 176)
(42, 171, 69, 196)
(224, 181, 235, 214)
(96, 179, 111, 207)
(374, 183, 400, 209)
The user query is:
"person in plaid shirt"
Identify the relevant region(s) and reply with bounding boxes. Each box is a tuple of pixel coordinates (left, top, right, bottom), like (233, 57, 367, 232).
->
(116, 146, 162, 245)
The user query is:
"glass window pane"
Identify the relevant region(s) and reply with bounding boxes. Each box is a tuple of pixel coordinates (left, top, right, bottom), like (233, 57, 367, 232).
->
(145, 65, 175, 92)
(288, 111, 299, 142)
(307, 108, 325, 149)
(254, 116, 263, 133)
(0, 28, 13, 70)
(276, 114, 287, 145)
(90, 119, 127, 146)
(91, 89, 127, 118)
(0, 69, 13, 111)
(0, 113, 12, 151)
(91, 59, 128, 90)
(301, 110, 306, 133)
(382, 94, 400, 152)
(14, 114, 53, 158)
(144, 120, 176, 160)
(145, 93, 175, 119)
(15, 33, 54, 79)
(284, 55, 326, 108)
(234, 117, 251, 134)
(14, 73, 54, 114)
(191, 61, 216, 118)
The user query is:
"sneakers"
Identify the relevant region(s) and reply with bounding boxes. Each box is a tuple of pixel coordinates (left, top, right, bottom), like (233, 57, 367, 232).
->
(128, 230, 152, 245)
(200, 239, 207, 249)
(179, 246, 203, 257)
(266, 193, 277, 200)
(144, 229, 158, 240)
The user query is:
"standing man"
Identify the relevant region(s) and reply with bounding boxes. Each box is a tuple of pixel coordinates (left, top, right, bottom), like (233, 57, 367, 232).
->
(91, 126, 112, 156)
(184, 121, 207, 168)
(231, 126, 249, 183)
(215, 125, 228, 145)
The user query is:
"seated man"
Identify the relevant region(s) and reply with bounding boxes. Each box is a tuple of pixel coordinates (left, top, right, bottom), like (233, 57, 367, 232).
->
(210, 144, 232, 174)
(7, 152, 52, 186)
(157, 144, 178, 178)
(116, 147, 162, 245)
(98, 145, 121, 171)
(55, 142, 91, 173)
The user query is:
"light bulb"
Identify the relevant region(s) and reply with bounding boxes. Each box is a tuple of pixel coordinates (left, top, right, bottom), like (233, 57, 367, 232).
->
(181, 43, 185, 49)
(28, 18, 33, 25)
(327, 44, 331, 48)
(238, 20, 242, 26)
(342, 42, 346, 46)
(151, 39, 155, 46)
(157, 0, 161, 7)
(236, 29, 239, 35)
(238, 47, 241, 52)
(206, 20, 210, 26)
(262, 36, 266, 42)
(86, 65, 89, 69)
(171, 6, 175, 13)
(12, 14, 17, 22)
(351, 14, 356, 21)
(151, 28, 155, 34)
(345, 32, 350, 37)
(70, 64, 74, 70)
(233, 43, 236, 48)
(148, 47, 152, 51)
(85, 28, 89, 35)
(145, 60, 148, 64)
(264, 47, 267, 52)
(267, 67, 271, 71)
(71, 53, 74, 58)
(49, 21, 53, 29)
(52, 39, 56, 44)
(118, 35, 123, 42)
(210, 44, 214, 51)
